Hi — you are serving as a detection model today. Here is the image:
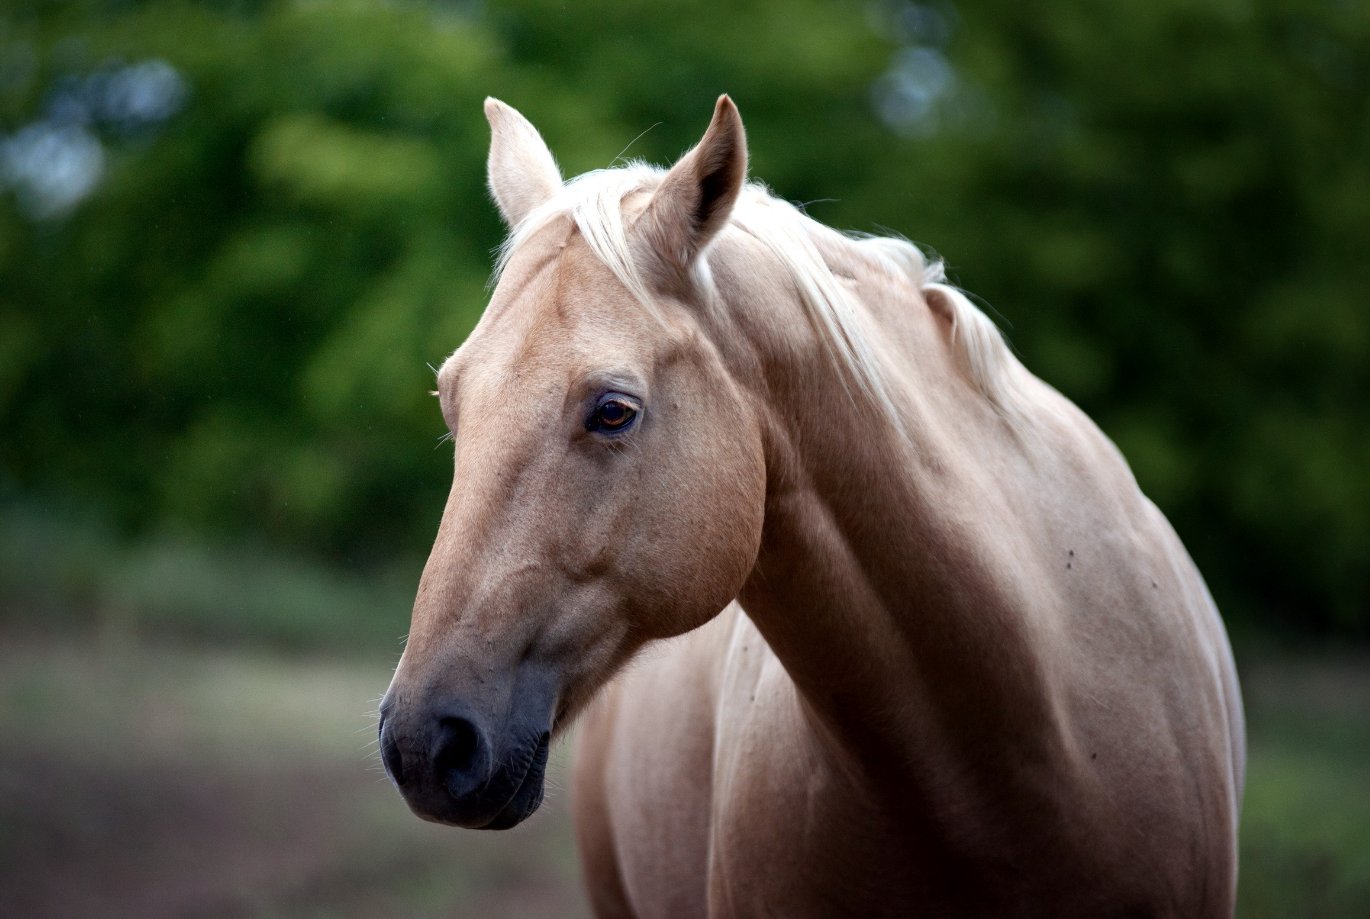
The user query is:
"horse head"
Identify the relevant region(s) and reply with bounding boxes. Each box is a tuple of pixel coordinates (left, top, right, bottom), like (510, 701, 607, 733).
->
(378, 97, 767, 828)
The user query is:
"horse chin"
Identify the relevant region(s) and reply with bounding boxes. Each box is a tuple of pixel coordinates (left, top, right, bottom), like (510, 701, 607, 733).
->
(474, 730, 552, 831)
(479, 774, 547, 830)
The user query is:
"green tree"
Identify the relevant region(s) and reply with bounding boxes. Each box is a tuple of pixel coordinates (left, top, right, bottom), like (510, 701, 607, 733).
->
(2, 0, 1366, 635)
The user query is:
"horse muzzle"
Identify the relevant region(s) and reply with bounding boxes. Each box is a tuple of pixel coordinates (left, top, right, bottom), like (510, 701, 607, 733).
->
(378, 673, 556, 830)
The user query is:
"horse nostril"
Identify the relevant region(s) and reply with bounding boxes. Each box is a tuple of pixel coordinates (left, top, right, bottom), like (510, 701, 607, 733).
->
(434, 715, 484, 798)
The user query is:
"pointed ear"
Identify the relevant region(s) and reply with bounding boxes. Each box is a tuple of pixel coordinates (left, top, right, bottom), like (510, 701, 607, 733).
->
(638, 95, 748, 277)
(484, 97, 563, 228)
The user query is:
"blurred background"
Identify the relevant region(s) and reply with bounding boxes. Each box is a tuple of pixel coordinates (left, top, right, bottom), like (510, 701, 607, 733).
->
(1, 0, 1366, 915)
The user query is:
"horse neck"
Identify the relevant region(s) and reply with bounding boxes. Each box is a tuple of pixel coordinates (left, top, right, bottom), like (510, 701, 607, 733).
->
(712, 231, 1065, 792)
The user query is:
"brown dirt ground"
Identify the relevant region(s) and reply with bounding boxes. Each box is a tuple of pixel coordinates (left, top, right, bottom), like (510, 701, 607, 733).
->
(0, 631, 590, 919)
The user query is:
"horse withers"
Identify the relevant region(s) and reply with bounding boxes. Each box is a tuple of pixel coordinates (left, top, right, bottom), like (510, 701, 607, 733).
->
(378, 96, 1245, 917)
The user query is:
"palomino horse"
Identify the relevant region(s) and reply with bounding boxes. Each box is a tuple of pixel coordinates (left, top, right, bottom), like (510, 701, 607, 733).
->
(379, 96, 1245, 917)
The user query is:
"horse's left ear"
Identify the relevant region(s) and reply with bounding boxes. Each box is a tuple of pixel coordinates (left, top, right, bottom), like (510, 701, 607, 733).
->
(485, 97, 563, 228)
(638, 95, 748, 277)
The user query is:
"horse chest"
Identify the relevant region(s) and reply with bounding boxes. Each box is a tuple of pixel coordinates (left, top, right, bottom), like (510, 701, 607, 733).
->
(703, 649, 924, 915)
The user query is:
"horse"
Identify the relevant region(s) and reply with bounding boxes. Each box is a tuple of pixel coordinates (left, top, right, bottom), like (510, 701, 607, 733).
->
(378, 95, 1245, 917)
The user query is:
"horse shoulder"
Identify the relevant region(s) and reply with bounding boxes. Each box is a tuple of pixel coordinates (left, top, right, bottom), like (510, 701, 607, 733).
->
(1009, 380, 1243, 910)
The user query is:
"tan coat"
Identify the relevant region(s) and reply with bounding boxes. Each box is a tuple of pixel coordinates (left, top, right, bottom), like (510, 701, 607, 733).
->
(380, 97, 1245, 918)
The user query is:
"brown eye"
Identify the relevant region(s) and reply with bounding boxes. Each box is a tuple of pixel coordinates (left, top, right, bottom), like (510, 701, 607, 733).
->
(588, 395, 639, 433)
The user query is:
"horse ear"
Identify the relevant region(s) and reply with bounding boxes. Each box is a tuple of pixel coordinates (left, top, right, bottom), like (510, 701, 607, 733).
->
(484, 97, 563, 228)
(638, 95, 748, 277)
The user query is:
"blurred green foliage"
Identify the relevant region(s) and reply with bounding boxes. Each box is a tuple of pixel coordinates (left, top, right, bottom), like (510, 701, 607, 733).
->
(0, 0, 1366, 635)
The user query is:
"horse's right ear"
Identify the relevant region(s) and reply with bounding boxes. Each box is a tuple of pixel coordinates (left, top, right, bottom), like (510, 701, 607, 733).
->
(484, 98, 563, 228)
(637, 95, 748, 280)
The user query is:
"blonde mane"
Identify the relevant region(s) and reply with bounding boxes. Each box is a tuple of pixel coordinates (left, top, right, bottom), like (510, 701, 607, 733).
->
(495, 162, 1022, 428)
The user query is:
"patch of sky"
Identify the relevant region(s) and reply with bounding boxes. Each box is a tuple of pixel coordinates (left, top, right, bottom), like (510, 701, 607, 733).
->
(1, 58, 188, 220)
(867, 1, 960, 138)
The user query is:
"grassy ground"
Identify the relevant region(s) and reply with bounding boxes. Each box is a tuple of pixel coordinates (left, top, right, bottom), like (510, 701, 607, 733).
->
(1235, 647, 1370, 918)
(0, 624, 1366, 917)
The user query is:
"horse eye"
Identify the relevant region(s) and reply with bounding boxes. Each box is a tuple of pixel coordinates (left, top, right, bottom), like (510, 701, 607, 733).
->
(588, 396, 639, 433)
